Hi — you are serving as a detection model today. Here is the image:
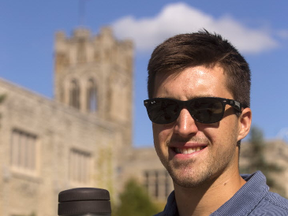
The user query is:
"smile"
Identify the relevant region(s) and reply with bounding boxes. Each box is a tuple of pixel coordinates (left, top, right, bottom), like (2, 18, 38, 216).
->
(174, 147, 205, 155)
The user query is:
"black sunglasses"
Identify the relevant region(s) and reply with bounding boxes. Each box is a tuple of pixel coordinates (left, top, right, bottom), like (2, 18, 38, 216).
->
(144, 97, 245, 124)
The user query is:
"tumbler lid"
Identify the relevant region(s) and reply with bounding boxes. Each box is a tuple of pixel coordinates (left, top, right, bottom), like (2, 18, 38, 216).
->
(59, 188, 110, 202)
(58, 188, 111, 216)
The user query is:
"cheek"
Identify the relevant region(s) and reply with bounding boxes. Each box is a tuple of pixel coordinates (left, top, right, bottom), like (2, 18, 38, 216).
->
(216, 119, 239, 146)
(202, 118, 239, 146)
(152, 124, 172, 148)
(153, 124, 164, 143)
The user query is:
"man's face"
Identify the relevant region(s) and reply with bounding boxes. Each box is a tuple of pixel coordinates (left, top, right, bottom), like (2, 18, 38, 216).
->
(152, 65, 247, 188)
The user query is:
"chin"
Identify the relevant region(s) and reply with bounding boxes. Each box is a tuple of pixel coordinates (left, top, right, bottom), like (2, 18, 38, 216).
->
(169, 166, 216, 189)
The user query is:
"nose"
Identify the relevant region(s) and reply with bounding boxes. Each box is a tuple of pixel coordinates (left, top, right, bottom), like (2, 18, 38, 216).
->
(174, 108, 199, 137)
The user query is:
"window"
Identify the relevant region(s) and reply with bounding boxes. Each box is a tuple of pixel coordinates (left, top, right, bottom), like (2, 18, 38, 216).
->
(77, 39, 86, 63)
(144, 170, 171, 200)
(87, 79, 97, 112)
(164, 171, 170, 197)
(69, 149, 91, 185)
(154, 171, 159, 198)
(10, 129, 38, 175)
(69, 79, 80, 109)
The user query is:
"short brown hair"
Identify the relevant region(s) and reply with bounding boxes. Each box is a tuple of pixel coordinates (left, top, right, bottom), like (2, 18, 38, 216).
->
(147, 30, 251, 107)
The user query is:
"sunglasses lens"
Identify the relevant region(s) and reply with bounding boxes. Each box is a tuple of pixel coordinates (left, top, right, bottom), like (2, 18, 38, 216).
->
(190, 98, 224, 123)
(146, 99, 179, 124)
(145, 98, 226, 124)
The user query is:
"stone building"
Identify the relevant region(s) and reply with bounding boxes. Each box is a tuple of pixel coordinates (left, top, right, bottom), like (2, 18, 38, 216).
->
(0, 27, 139, 216)
(0, 26, 287, 216)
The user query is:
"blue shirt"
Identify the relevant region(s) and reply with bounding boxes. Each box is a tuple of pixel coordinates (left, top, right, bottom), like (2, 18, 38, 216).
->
(154, 171, 288, 216)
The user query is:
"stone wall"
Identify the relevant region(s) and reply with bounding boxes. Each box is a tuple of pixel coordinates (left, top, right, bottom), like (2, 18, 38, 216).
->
(0, 78, 120, 216)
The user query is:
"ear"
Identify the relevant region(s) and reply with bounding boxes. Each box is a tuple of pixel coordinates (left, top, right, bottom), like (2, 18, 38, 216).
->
(237, 107, 252, 141)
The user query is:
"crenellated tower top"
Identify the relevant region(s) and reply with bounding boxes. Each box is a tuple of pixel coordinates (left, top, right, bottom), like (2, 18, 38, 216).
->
(54, 27, 134, 146)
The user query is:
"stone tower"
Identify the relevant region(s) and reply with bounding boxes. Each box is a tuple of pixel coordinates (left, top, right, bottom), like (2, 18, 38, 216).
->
(54, 27, 134, 147)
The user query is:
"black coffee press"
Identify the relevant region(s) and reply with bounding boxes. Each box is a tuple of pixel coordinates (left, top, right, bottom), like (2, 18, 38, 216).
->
(58, 188, 111, 216)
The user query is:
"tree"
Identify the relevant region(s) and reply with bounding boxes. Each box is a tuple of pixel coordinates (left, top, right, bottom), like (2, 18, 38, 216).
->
(114, 179, 160, 216)
(0, 94, 6, 129)
(0, 94, 6, 103)
(241, 126, 285, 195)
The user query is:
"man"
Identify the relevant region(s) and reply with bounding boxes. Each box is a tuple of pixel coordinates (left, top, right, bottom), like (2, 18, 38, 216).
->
(144, 30, 288, 216)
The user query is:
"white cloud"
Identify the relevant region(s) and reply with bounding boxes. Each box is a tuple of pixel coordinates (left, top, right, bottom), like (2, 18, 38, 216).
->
(111, 2, 278, 54)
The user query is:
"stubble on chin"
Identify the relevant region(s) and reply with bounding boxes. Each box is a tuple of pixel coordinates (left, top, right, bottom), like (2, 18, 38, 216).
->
(166, 159, 215, 188)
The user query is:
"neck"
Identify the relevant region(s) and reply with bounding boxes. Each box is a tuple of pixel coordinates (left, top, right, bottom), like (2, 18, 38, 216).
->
(174, 170, 246, 216)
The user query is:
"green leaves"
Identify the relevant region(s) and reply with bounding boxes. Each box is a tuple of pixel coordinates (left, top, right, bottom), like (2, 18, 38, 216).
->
(114, 179, 160, 216)
(241, 126, 286, 197)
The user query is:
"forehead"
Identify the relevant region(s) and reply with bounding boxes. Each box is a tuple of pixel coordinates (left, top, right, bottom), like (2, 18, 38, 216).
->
(153, 65, 230, 98)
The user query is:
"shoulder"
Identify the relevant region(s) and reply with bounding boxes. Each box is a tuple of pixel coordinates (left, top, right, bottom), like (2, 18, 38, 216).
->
(254, 191, 288, 215)
(153, 191, 178, 216)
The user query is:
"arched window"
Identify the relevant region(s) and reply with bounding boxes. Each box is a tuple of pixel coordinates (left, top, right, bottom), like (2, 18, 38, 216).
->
(69, 79, 80, 109)
(77, 39, 86, 63)
(87, 79, 97, 112)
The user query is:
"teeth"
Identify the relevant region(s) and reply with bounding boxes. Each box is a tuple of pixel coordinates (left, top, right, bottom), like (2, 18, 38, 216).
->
(175, 147, 203, 154)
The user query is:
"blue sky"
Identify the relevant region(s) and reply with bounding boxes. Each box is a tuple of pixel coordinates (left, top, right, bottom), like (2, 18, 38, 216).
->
(1, 1, 288, 147)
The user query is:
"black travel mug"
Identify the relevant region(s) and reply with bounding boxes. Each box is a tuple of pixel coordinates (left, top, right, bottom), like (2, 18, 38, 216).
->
(58, 188, 111, 216)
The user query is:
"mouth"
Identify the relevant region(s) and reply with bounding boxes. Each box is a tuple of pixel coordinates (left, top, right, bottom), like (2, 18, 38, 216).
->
(173, 146, 206, 155)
